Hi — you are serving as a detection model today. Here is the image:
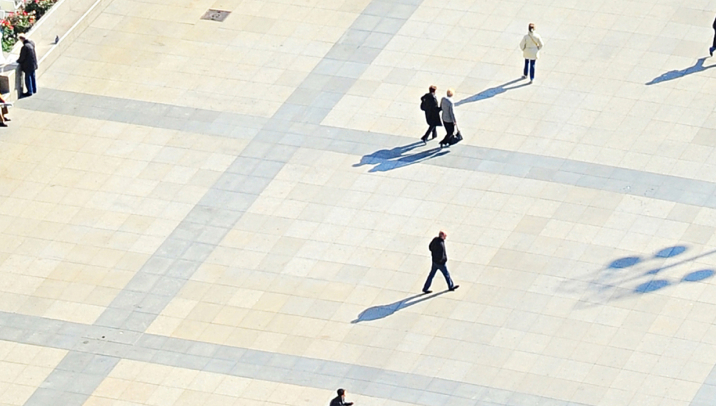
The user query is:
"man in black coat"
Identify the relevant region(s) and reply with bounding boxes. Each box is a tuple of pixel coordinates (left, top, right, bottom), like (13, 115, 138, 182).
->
(16, 35, 38, 97)
(420, 85, 442, 144)
(711, 16, 716, 56)
(422, 231, 459, 293)
(330, 388, 354, 406)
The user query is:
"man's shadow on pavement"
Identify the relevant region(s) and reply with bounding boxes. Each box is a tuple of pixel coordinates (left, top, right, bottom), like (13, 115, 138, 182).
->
(354, 141, 449, 172)
(647, 57, 716, 85)
(351, 291, 448, 323)
(455, 78, 531, 106)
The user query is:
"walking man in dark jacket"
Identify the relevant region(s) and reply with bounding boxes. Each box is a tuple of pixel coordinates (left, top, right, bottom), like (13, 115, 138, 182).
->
(420, 85, 442, 144)
(422, 231, 459, 293)
(710, 15, 716, 56)
(330, 388, 354, 406)
(17, 35, 38, 97)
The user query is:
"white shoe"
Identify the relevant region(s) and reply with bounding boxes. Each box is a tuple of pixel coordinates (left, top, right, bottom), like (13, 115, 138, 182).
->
(529, 79, 534, 84)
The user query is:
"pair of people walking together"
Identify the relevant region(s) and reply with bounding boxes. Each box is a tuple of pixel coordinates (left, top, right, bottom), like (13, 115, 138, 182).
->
(420, 87, 460, 147)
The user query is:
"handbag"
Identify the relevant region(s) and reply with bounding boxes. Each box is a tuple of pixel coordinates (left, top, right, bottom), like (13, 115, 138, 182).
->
(448, 125, 463, 145)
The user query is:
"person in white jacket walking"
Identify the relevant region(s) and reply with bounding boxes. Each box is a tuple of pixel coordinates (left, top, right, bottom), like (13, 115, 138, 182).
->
(519, 23, 544, 83)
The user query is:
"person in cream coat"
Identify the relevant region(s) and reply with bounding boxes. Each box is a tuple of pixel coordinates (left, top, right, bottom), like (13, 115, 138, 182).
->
(519, 23, 544, 83)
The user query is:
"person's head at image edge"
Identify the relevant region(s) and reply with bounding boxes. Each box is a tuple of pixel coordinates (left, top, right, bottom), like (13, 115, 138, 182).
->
(429, 85, 436, 94)
(334, 388, 354, 406)
(439, 230, 447, 240)
(528, 23, 535, 32)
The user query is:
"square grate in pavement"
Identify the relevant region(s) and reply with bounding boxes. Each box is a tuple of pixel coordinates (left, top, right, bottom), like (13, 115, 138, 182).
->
(201, 9, 231, 22)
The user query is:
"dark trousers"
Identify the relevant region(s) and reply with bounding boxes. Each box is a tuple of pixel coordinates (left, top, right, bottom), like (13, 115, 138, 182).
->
(712, 30, 716, 48)
(523, 59, 536, 80)
(24, 70, 37, 94)
(444, 122, 454, 137)
(423, 261, 454, 291)
(422, 125, 437, 140)
(440, 122, 455, 145)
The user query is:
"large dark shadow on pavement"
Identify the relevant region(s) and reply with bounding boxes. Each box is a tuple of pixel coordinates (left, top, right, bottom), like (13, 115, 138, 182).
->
(351, 291, 448, 323)
(558, 245, 716, 308)
(354, 142, 449, 172)
(455, 78, 531, 106)
(647, 58, 716, 85)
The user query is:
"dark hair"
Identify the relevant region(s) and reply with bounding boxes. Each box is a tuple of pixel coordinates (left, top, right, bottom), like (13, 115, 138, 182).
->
(429, 85, 436, 93)
(337, 389, 345, 396)
(528, 23, 535, 32)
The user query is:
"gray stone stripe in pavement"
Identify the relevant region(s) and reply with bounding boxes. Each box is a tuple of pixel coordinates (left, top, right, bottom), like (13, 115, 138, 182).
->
(23, 1, 426, 405)
(1, 311, 586, 406)
(20, 87, 716, 210)
(691, 365, 716, 406)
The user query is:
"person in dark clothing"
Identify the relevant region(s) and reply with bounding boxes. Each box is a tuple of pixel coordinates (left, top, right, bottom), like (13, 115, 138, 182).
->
(0, 94, 12, 127)
(16, 35, 38, 97)
(420, 85, 442, 144)
(711, 17, 716, 56)
(330, 388, 354, 406)
(422, 231, 459, 293)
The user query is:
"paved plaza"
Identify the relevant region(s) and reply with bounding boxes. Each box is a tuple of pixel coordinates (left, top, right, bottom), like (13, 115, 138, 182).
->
(1, 0, 716, 405)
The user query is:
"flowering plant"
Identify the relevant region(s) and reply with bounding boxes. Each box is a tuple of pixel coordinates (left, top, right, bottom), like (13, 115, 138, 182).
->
(25, 0, 56, 20)
(1, 0, 57, 52)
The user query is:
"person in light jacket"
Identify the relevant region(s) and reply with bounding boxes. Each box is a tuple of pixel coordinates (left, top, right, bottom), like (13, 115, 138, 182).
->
(439, 88, 456, 148)
(519, 23, 544, 83)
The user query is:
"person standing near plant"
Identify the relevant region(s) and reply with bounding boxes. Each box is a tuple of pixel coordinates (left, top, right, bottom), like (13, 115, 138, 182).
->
(17, 34, 38, 97)
(519, 23, 544, 83)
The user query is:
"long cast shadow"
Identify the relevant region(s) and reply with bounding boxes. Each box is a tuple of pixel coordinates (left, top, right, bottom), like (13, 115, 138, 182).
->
(354, 142, 450, 172)
(351, 291, 448, 323)
(455, 78, 530, 106)
(647, 57, 716, 85)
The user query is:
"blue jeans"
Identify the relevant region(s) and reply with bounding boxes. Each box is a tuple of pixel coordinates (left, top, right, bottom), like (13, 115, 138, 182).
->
(423, 262, 454, 291)
(24, 71, 37, 94)
(523, 59, 536, 80)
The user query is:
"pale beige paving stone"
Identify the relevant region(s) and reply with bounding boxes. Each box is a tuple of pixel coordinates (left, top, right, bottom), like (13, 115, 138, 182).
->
(0, 341, 67, 406)
(0, 111, 247, 324)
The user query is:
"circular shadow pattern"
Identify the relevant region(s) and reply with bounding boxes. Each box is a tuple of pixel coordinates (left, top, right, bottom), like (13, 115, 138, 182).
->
(634, 279, 670, 294)
(609, 256, 641, 269)
(682, 269, 715, 283)
(655, 246, 687, 258)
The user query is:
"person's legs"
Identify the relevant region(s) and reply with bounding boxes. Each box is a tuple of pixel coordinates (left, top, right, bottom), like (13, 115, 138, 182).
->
(437, 264, 455, 290)
(711, 30, 716, 56)
(440, 122, 454, 146)
(530, 60, 536, 81)
(422, 125, 435, 141)
(523, 59, 529, 77)
(422, 262, 439, 292)
(29, 71, 37, 94)
(431, 126, 437, 139)
(23, 71, 32, 95)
